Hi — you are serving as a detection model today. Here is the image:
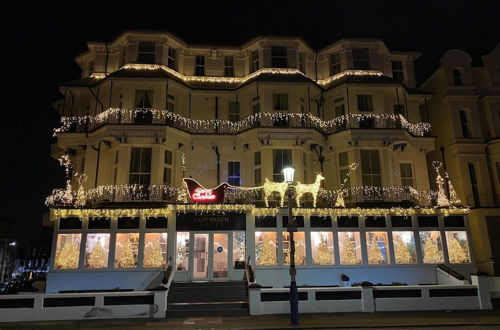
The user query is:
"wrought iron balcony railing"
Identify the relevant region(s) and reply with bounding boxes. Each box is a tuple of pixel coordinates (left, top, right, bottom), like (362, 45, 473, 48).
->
(55, 108, 432, 137)
(45, 184, 438, 208)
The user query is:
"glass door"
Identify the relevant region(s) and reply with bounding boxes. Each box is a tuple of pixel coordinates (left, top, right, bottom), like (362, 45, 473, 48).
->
(192, 233, 209, 279)
(212, 233, 229, 279)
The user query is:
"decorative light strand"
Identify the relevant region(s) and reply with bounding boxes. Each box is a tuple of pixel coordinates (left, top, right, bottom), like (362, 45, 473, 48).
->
(54, 109, 431, 137)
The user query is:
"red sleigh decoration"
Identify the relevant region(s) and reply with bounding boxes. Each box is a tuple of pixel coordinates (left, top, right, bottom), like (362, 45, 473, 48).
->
(183, 178, 229, 203)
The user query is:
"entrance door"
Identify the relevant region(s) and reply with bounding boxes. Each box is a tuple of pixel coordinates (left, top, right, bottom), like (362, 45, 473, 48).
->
(192, 233, 209, 279)
(212, 233, 229, 279)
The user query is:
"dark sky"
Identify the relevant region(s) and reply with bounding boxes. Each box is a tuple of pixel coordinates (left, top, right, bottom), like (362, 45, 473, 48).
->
(1, 1, 499, 248)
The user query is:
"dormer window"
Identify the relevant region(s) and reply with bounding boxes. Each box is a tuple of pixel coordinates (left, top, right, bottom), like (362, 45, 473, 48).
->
(138, 41, 155, 64)
(392, 61, 404, 81)
(168, 48, 177, 71)
(352, 48, 370, 70)
(195, 55, 205, 76)
(453, 68, 463, 86)
(271, 46, 287, 68)
(250, 50, 259, 73)
(330, 53, 341, 75)
(224, 56, 234, 77)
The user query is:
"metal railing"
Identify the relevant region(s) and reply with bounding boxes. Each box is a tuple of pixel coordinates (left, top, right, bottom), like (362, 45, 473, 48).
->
(55, 108, 431, 137)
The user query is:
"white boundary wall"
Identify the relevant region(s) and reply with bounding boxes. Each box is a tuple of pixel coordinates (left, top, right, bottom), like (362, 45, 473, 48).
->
(0, 290, 167, 322)
(249, 280, 492, 315)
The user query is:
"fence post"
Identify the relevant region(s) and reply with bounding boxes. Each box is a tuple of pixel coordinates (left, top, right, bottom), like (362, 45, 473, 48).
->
(471, 275, 493, 310)
(361, 287, 374, 312)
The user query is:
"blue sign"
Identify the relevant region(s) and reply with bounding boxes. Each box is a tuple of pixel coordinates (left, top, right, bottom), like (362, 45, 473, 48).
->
(217, 246, 223, 253)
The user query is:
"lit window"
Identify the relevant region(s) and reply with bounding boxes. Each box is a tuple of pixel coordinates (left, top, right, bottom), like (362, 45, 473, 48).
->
(419, 231, 444, 263)
(392, 231, 417, 264)
(85, 234, 110, 269)
(366, 232, 390, 264)
(338, 232, 362, 264)
(255, 232, 277, 266)
(114, 233, 139, 268)
(283, 232, 306, 265)
(233, 232, 246, 269)
(445, 231, 471, 263)
(176, 232, 190, 271)
(144, 233, 168, 268)
(54, 234, 81, 269)
(311, 232, 334, 265)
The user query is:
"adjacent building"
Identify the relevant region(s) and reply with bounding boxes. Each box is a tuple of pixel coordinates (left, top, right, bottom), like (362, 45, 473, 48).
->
(421, 44, 500, 275)
(45, 31, 473, 294)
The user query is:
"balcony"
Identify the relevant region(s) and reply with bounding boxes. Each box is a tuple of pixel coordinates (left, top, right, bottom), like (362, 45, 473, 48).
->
(45, 184, 437, 209)
(55, 108, 431, 137)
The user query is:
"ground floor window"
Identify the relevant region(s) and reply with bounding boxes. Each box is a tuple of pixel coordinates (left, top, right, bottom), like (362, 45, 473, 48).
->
(419, 231, 444, 264)
(445, 231, 471, 263)
(338, 232, 362, 265)
(55, 234, 81, 269)
(144, 233, 168, 268)
(283, 232, 306, 265)
(311, 232, 334, 265)
(392, 231, 417, 264)
(233, 232, 246, 268)
(255, 232, 278, 266)
(114, 233, 139, 268)
(85, 233, 110, 269)
(366, 232, 390, 264)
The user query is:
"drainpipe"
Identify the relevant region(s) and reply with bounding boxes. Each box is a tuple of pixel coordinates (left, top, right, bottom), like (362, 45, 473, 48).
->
(88, 87, 104, 115)
(104, 42, 109, 76)
(214, 146, 221, 184)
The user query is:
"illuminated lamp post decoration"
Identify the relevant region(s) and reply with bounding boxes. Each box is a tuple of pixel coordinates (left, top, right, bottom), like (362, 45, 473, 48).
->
(283, 165, 299, 326)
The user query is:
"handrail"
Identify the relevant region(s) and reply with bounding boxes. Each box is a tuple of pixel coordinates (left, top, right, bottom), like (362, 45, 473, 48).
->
(245, 256, 259, 288)
(162, 257, 175, 289)
(437, 264, 465, 281)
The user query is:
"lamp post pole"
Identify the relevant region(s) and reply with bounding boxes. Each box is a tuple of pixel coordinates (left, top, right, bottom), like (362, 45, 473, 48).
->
(283, 166, 298, 326)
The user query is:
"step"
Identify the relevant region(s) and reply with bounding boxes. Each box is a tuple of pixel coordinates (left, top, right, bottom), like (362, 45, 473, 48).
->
(166, 302, 249, 317)
(166, 307, 249, 317)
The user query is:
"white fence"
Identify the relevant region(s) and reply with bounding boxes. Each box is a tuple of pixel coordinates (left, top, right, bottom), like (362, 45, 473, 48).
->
(249, 276, 492, 315)
(0, 290, 167, 322)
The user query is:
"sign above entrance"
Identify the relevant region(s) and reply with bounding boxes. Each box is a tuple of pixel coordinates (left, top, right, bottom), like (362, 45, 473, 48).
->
(176, 212, 246, 230)
(183, 178, 228, 204)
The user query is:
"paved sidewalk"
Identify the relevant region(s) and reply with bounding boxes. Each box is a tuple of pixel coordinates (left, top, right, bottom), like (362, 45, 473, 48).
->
(2, 309, 500, 329)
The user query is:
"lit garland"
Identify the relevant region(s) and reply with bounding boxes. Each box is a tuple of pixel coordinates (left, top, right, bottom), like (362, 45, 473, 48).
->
(316, 70, 383, 86)
(54, 108, 431, 137)
(293, 206, 469, 218)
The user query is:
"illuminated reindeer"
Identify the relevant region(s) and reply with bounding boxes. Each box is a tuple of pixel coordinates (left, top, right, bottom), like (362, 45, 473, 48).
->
(263, 178, 288, 207)
(295, 173, 325, 207)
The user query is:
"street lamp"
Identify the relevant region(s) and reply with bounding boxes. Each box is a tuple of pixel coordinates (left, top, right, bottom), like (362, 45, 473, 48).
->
(282, 165, 298, 325)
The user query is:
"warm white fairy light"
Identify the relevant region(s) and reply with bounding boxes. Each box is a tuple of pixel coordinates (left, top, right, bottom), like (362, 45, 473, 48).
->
(293, 206, 469, 218)
(295, 174, 324, 207)
(316, 70, 383, 86)
(335, 163, 359, 207)
(54, 109, 431, 137)
(263, 178, 288, 207)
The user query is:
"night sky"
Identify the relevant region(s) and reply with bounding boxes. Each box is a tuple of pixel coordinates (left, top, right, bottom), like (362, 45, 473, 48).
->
(1, 1, 499, 252)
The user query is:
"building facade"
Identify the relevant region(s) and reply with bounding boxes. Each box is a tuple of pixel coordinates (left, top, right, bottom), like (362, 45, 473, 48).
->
(45, 31, 473, 293)
(421, 44, 500, 275)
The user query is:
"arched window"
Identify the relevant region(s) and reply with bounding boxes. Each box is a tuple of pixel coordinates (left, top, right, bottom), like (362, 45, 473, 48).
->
(453, 68, 463, 86)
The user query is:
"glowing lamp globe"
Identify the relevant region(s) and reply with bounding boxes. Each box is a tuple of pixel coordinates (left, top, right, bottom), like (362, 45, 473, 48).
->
(282, 166, 295, 183)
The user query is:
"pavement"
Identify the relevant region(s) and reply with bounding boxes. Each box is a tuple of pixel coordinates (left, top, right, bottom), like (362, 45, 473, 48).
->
(2, 309, 500, 330)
